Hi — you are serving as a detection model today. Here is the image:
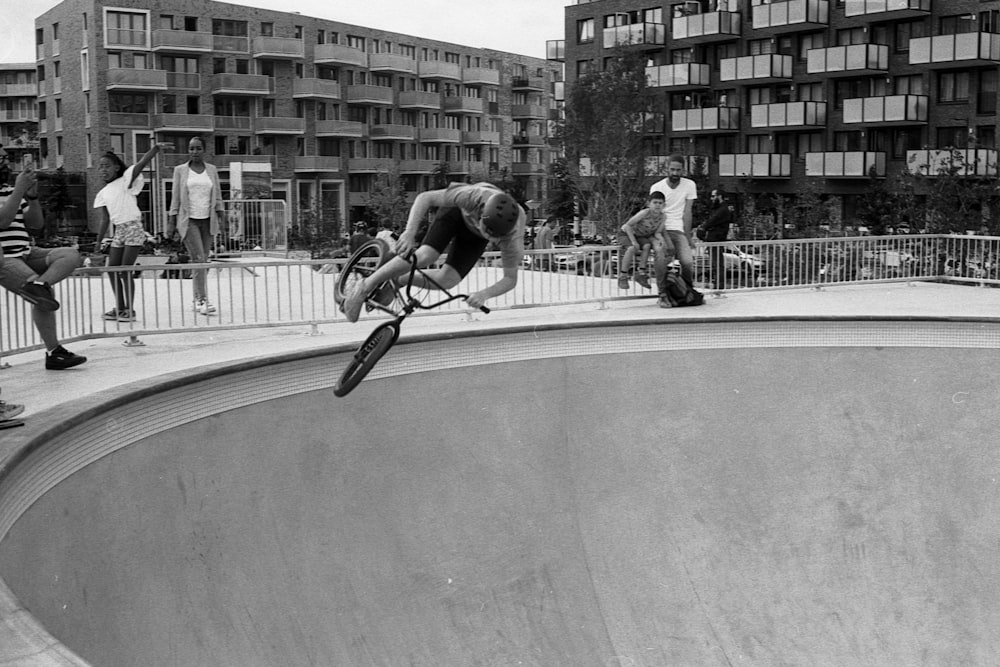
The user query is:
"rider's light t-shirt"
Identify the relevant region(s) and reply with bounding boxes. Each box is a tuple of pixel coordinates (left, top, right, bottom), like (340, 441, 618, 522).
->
(440, 182, 525, 269)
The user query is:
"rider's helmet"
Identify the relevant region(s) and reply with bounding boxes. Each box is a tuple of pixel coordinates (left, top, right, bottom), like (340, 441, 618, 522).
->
(481, 192, 521, 237)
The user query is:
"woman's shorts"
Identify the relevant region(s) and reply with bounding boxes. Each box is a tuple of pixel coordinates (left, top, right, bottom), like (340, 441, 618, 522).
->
(111, 219, 147, 248)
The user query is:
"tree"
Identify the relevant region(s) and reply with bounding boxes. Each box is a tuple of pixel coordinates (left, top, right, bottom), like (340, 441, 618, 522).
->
(558, 49, 654, 239)
(902, 149, 1000, 234)
(546, 157, 577, 225)
(365, 166, 410, 232)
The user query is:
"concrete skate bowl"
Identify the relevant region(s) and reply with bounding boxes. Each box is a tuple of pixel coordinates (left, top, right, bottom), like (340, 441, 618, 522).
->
(2, 316, 1000, 666)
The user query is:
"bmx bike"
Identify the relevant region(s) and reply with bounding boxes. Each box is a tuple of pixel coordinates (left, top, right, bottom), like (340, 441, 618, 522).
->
(333, 239, 489, 397)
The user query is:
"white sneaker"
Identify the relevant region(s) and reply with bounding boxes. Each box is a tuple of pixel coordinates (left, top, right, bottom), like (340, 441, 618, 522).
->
(196, 299, 217, 315)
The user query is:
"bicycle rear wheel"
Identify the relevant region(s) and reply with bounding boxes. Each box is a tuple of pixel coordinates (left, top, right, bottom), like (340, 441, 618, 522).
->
(334, 321, 401, 397)
(335, 239, 391, 305)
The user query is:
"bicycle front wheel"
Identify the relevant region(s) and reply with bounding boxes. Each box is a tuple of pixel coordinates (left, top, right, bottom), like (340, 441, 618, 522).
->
(335, 239, 391, 305)
(334, 321, 401, 397)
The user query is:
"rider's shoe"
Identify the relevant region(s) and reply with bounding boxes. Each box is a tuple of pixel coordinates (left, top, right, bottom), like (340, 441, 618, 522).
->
(341, 281, 367, 323)
(372, 282, 395, 308)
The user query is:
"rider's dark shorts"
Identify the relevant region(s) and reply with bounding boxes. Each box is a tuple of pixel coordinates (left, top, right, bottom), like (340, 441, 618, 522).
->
(420, 206, 488, 278)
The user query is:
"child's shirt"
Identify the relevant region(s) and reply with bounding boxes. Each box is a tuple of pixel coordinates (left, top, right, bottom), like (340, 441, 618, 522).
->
(94, 165, 144, 226)
(627, 208, 665, 238)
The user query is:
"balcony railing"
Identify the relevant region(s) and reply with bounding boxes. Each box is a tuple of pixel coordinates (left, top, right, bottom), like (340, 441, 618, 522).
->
(909, 33, 1000, 66)
(720, 54, 793, 83)
(511, 104, 547, 119)
(214, 115, 252, 131)
(348, 158, 396, 172)
(314, 119, 365, 137)
(294, 156, 342, 172)
(646, 63, 711, 89)
(165, 72, 200, 90)
(368, 53, 417, 74)
(751, 0, 829, 30)
(251, 36, 304, 59)
(212, 35, 249, 53)
(718, 153, 792, 178)
(109, 112, 150, 128)
(419, 127, 461, 143)
(546, 40, 565, 61)
(602, 22, 667, 49)
(844, 0, 931, 18)
(673, 11, 741, 41)
(106, 68, 168, 91)
(907, 149, 999, 177)
(842, 94, 928, 124)
(512, 76, 546, 90)
(512, 162, 546, 175)
(443, 96, 484, 114)
(418, 60, 461, 80)
(463, 67, 500, 86)
(398, 90, 440, 108)
(151, 29, 213, 52)
(672, 107, 740, 132)
(806, 44, 889, 76)
(292, 78, 341, 100)
(370, 124, 417, 141)
(398, 159, 438, 173)
(751, 101, 826, 128)
(314, 43, 367, 67)
(0, 83, 37, 96)
(344, 85, 394, 105)
(153, 113, 214, 132)
(461, 130, 500, 145)
(254, 117, 306, 135)
(805, 151, 886, 177)
(210, 73, 269, 96)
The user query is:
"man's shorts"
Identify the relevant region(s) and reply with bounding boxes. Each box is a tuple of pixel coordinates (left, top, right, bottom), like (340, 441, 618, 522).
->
(421, 207, 488, 278)
(0, 246, 61, 291)
(111, 219, 147, 248)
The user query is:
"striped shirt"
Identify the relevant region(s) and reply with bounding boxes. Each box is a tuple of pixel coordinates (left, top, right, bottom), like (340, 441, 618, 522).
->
(0, 184, 32, 258)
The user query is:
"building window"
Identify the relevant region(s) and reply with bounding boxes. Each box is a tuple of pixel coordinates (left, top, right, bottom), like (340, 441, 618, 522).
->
(53, 22, 59, 40)
(892, 128, 922, 159)
(833, 131, 862, 151)
(347, 35, 365, 50)
(937, 126, 970, 148)
(981, 10, 1000, 34)
(894, 20, 926, 52)
(80, 51, 89, 89)
(576, 60, 591, 77)
(799, 32, 825, 60)
(212, 19, 247, 36)
(797, 82, 825, 102)
(938, 71, 970, 103)
(105, 10, 148, 47)
(894, 74, 923, 95)
(978, 70, 997, 114)
(260, 22, 273, 37)
(836, 27, 866, 46)
(976, 126, 996, 149)
(748, 38, 775, 55)
(294, 25, 303, 39)
(939, 14, 978, 36)
(576, 18, 594, 44)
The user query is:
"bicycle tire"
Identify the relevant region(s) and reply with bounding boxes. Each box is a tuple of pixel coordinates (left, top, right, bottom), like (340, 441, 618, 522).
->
(334, 321, 400, 397)
(334, 239, 391, 305)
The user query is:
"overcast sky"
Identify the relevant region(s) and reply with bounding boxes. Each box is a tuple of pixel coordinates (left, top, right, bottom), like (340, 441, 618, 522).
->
(3, 0, 567, 63)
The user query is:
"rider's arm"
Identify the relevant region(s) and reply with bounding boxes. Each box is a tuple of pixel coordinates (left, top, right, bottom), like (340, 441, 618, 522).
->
(402, 190, 446, 237)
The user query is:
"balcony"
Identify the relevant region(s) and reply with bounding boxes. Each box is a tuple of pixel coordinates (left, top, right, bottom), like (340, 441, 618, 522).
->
(513, 132, 546, 147)
(844, 0, 930, 19)
(0, 110, 38, 122)
(418, 60, 461, 81)
(315, 119, 365, 137)
(909, 33, 1000, 67)
(807, 44, 889, 76)
(672, 107, 740, 132)
(718, 153, 792, 178)
(151, 29, 213, 53)
(153, 113, 214, 132)
(292, 78, 341, 100)
(348, 158, 396, 172)
(369, 53, 417, 74)
(463, 67, 500, 86)
(398, 159, 438, 173)
(750, 101, 826, 129)
(252, 36, 304, 59)
(646, 63, 711, 90)
(511, 103, 547, 119)
(314, 43, 367, 67)
(512, 76, 546, 91)
(214, 115, 252, 131)
(512, 162, 546, 175)
(211, 73, 269, 95)
(344, 84, 394, 105)
(646, 155, 711, 177)
(751, 0, 829, 31)
(419, 127, 461, 143)
(294, 156, 342, 172)
(398, 90, 440, 109)
(212, 35, 249, 53)
(554, 81, 564, 101)
(906, 149, 999, 177)
(602, 22, 667, 49)
(805, 151, 886, 177)
(254, 116, 306, 135)
(842, 94, 928, 125)
(448, 161, 471, 174)
(166, 72, 201, 90)
(0, 83, 37, 97)
(109, 112, 150, 128)
(370, 124, 417, 141)
(443, 96, 484, 114)
(546, 40, 565, 61)
(720, 54, 793, 84)
(106, 68, 168, 91)
(672, 11, 741, 42)
(462, 130, 500, 145)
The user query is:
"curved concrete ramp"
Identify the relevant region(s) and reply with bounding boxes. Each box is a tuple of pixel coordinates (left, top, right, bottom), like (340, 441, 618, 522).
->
(2, 346, 1000, 665)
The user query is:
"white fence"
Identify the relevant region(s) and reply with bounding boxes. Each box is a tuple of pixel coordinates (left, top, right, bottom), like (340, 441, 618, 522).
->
(1, 235, 998, 359)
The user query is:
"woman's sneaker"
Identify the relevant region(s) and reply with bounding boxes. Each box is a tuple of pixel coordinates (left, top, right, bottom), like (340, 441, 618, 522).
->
(117, 309, 136, 322)
(195, 299, 217, 315)
(102, 308, 120, 321)
(45, 346, 87, 370)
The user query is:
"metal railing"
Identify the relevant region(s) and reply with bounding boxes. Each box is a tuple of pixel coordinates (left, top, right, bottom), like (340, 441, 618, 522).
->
(1, 235, 998, 359)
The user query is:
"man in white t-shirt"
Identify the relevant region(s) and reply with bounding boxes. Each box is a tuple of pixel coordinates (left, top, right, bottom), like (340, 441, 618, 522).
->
(648, 154, 698, 292)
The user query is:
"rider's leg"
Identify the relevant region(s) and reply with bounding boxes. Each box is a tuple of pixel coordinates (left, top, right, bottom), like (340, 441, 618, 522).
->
(359, 244, 442, 295)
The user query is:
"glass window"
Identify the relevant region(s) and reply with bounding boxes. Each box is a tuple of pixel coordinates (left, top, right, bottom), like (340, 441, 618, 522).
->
(938, 71, 970, 103)
(105, 10, 147, 47)
(577, 18, 595, 44)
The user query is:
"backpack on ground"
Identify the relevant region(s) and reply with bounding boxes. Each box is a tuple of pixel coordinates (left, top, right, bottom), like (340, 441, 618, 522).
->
(662, 271, 704, 307)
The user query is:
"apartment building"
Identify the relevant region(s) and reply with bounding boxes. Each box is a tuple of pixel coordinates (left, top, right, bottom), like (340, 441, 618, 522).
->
(560, 0, 1000, 222)
(32, 0, 559, 235)
(0, 63, 39, 163)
